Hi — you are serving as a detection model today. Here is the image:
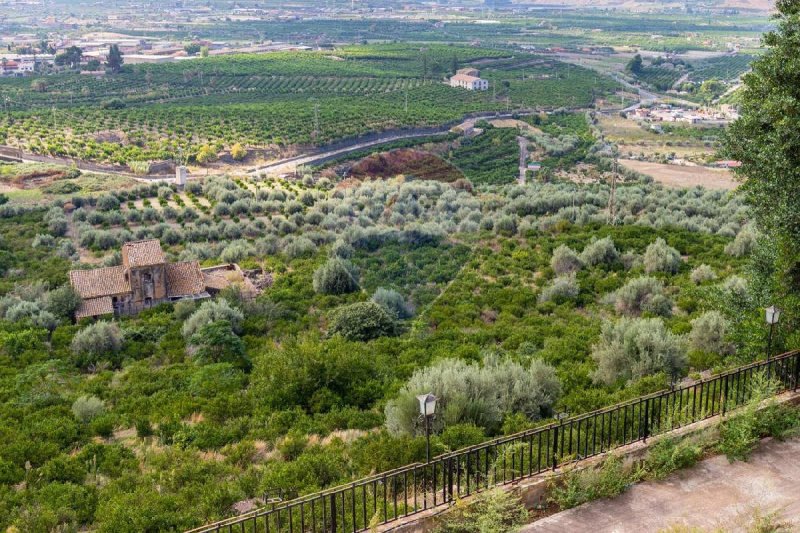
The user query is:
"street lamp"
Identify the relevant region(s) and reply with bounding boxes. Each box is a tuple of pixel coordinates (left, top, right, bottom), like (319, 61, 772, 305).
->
(417, 393, 437, 463)
(766, 306, 781, 363)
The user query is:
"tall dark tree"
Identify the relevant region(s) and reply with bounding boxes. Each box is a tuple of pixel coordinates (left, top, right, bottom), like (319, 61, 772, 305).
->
(451, 53, 458, 75)
(54, 46, 82, 69)
(723, 0, 800, 315)
(107, 44, 124, 74)
(626, 53, 643, 74)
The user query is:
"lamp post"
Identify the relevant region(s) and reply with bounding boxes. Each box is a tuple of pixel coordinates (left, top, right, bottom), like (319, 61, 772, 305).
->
(766, 305, 781, 364)
(417, 393, 437, 463)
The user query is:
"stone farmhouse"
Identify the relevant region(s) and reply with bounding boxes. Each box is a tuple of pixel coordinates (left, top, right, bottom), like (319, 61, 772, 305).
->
(69, 239, 210, 320)
(449, 68, 489, 91)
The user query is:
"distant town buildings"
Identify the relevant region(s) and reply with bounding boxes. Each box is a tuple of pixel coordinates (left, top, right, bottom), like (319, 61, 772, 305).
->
(449, 67, 489, 91)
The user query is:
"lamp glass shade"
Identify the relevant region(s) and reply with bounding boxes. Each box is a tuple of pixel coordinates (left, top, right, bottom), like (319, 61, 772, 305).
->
(766, 306, 781, 325)
(416, 393, 437, 416)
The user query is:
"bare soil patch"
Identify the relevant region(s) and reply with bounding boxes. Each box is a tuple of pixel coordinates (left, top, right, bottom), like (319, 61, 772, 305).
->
(619, 159, 738, 190)
(349, 149, 464, 182)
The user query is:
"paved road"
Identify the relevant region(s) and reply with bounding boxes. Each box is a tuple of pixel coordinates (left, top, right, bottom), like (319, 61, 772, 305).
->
(246, 111, 539, 176)
(523, 437, 800, 532)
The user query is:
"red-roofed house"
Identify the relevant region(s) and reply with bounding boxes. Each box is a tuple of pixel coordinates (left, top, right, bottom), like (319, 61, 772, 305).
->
(70, 239, 209, 319)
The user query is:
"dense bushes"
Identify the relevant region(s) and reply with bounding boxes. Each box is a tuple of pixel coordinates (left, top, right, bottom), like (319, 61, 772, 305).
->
(580, 236, 619, 267)
(432, 489, 528, 533)
(71, 322, 124, 367)
(613, 276, 669, 317)
(689, 311, 732, 356)
(71, 395, 106, 423)
(551, 245, 582, 275)
(385, 355, 560, 436)
(371, 288, 413, 319)
(181, 299, 243, 340)
(313, 258, 360, 295)
(539, 274, 580, 304)
(591, 318, 686, 385)
(328, 301, 396, 341)
(643, 238, 681, 274)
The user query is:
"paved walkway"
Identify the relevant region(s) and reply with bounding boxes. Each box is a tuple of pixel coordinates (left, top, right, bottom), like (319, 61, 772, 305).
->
(523, 437, 800, 532)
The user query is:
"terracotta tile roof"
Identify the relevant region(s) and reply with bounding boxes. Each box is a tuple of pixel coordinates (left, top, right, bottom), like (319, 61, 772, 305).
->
(122, 239, 166, 268)
(451, 73, 482, 83)
(165, 261, 206, 297)
(69, 266, 129, 299)
(75, 296, 114, 319)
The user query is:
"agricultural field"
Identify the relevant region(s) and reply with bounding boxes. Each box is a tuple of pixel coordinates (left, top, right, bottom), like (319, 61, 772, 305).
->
(0, 45, 621, 167)
(0, 165, 773, 531)
(597, 114, 724, 165)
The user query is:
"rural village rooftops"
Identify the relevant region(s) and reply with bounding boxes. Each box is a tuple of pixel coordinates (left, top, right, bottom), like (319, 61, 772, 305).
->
(69, 265, 130, 299)
(121, 239, 166, 268)
(165, 262, 207, 297)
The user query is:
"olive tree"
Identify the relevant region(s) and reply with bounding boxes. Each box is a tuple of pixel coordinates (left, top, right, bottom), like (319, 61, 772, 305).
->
(643, 238, 681, 274)
(689, 311, 733, 355)
(313, 258, 359, 295)
(591, 317, 686, 385)
(550, 245, 582, 275)
(71, 322, 123, 367)
(385, 355, 561, 436)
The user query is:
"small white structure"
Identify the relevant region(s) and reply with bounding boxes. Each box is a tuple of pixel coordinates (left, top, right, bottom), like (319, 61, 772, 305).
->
(175, 166, 187, 188)
(449, 67, 489, 91)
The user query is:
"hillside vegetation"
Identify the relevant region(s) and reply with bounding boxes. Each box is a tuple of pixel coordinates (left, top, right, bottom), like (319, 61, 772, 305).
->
(0, 165, 773, 531)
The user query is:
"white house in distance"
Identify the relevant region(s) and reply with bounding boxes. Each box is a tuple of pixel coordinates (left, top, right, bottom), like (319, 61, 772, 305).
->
(449, 67, 489, 91)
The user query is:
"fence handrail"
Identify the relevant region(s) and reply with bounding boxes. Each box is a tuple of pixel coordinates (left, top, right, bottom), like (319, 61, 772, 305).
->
(186, 349, 799, 533)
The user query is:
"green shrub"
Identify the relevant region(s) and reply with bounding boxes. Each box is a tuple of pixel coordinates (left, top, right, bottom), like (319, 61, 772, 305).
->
(724, 224, 758, 257)
(614, 276, 667, 316)
(550, 454, 633, 510)
(182, 299, 244, 340)
(551, 245, 582, 275)
(135, 418, 153, 438)
(643, 238, 681, 274)
(432, 488, 528, 533)
(591, 317, 686, 385)
(689, 311, 732, 355)
(313, 258, 360, 295)
(70, 322, 123, 367)
(581, 236, 619, 267)
(371, 287, 414, 319)
(90, 413, 116, 437)
(538, 274, 580, 304)
(385, 355, 560, 436)
(690, 264, 717, 284)
(283, 236, 317, 259)
(71, 395, 106, 423)
(440, 423, 486, 451)
(643, 437, 702, 480)
(328, 301, 396, 342)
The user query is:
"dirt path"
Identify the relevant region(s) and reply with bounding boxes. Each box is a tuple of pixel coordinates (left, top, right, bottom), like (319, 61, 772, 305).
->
(517, 136, 528, 185)
(523, 436, 800, 533)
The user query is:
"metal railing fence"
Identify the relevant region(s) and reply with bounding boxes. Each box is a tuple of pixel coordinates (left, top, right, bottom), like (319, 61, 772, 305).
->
(187, 350, 800, 533)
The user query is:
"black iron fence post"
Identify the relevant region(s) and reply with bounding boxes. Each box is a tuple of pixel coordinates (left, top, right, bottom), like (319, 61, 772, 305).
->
(552, 424, 559, 471)
(722, 374, 729, 416)
(794, 353, 799, 391)
(329, 493, 337, 533)
(643, 398, 650, 442)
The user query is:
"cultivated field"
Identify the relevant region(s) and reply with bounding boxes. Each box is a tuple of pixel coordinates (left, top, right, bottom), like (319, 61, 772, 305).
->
(619, 159, 738, 190)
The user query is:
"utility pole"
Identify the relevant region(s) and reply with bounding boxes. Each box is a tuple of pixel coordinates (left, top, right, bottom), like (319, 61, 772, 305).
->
(404, 89, 408, 113)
